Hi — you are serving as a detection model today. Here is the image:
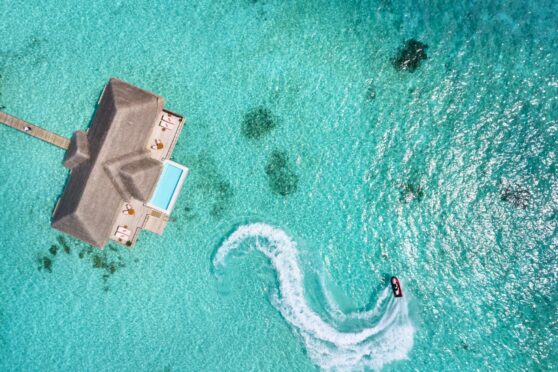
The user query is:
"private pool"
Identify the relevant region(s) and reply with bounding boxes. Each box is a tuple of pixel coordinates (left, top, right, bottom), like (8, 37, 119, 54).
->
(147, 160, 188, 214)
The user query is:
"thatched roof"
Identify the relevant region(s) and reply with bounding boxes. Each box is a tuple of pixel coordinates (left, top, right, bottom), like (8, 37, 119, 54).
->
(52, 78, 164, 247)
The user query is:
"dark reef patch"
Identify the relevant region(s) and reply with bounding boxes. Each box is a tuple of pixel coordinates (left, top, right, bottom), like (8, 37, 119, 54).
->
(265, 150, 299, 196)
(366, 83, 376, 101)
(182, 206, 198, 221)
(241, 106, 278, 140)
(500, 182, 530, 209)
(56, 235, 71, 254)
(20, 36, 47, 66)
(37, 236, 132, 291)
(399, 182, 424, 203)
(392, 39, 428, 72)
(49, 245, 58, 256)
(0, 36, 48, 110)
(89, 244, 126, 291)
(37, 256, 53, 273)
(78, 244, 94, 259)
(92, 254, 103, 268)
(4, 36, 47, 67)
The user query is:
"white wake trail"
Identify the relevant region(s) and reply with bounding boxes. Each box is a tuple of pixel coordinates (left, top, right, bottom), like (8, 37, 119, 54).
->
(213, 223, 415, 371)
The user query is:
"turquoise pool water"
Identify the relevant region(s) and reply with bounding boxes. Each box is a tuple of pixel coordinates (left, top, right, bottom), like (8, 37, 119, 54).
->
(0, 0, 556, 371)
(149, 162, 185, 213)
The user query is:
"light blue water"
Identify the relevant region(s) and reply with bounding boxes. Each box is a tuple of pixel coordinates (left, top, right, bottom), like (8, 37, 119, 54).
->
(0, 0, 557, 371)
(149, 162, 185, 212)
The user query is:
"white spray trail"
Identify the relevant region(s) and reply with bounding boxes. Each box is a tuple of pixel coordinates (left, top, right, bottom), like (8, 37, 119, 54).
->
(213, 223, 415, 371)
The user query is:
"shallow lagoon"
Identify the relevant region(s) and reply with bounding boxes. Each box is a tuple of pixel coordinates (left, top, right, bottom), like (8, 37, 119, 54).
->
(0, 0, 556, 370)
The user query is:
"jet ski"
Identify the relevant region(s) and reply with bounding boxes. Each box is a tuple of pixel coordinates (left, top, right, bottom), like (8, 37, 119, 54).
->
(391, 276, 403, 297)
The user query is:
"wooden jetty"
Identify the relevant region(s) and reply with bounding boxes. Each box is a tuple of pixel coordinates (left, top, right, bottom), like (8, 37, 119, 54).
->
(0, 111, 70, 149)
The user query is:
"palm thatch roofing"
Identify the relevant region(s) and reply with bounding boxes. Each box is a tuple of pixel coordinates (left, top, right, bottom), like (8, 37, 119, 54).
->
(52, 78, 164, 247)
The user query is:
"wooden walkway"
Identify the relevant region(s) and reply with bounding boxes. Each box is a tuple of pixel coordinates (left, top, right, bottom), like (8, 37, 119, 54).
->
(0, 111, 70, 149)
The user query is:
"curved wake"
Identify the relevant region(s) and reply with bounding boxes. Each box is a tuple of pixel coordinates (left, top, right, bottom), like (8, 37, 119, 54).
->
(213, 223, 415, 371)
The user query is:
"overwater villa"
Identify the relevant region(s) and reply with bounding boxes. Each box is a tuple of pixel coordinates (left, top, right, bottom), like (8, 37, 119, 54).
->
(0, 78, 188, 248)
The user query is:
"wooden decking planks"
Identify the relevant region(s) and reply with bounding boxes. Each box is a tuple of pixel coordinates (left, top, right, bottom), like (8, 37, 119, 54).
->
(0, 111, 70, 149)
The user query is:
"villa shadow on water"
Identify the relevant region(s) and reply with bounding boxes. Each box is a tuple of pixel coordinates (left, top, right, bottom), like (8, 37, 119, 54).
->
(190, 153, 234, 219)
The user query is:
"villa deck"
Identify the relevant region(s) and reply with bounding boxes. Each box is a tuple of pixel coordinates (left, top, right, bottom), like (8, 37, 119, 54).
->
(147, 109, 185, 161)
(110, 110, 185, 246)
(111, 198, 170, 246)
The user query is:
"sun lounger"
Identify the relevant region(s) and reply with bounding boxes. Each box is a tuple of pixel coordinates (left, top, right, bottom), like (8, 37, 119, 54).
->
(159, 120, 173, 130)
(150, 139, 164, 150)
(162, 112, 181, 126)
(114, 231, 129, 241)
(116, 226, 131, 236)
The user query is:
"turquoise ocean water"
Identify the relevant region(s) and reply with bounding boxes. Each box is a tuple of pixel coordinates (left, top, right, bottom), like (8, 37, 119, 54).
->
(0, 0, 556, 370)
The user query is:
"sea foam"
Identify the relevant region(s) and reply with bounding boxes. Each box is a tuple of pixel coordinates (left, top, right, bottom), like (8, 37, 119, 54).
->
(213, 223, 415, 371)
